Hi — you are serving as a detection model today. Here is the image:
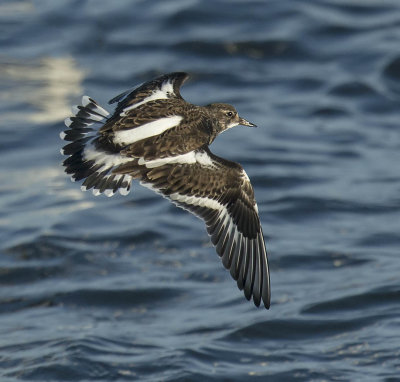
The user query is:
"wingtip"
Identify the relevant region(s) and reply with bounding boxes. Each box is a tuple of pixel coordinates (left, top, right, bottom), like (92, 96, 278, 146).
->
(163, 71, 190, 82)
(262, 293, 271, 309)
(252, 293, 270, 309)
(173, 71, 190, 82)
(170, 72, 190, 92)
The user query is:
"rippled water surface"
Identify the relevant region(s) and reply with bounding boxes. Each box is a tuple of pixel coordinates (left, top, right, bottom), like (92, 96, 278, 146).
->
(1, 0, 400, 381)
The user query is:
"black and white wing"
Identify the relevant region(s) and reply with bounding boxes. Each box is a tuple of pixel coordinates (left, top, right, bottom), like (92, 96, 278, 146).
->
(60, 73, 270, 308)
(107, 72, 189, 122)
(115, 148, 271, 309)
(60, 72, 196, 196)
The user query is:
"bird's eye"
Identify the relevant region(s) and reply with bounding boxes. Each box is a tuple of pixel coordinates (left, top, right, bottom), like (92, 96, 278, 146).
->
(226, 111, 234, 117)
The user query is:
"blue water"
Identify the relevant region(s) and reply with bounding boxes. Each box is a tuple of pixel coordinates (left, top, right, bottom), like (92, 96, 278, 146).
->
(1, 0, 400, 380)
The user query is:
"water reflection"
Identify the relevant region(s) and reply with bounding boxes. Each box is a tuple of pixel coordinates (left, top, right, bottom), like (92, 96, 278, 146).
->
(0, 0, 34, 19)
(0, 56, 85, 123)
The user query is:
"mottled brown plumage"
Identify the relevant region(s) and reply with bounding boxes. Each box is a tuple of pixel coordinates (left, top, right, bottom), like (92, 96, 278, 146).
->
(61, 72, 270, 309)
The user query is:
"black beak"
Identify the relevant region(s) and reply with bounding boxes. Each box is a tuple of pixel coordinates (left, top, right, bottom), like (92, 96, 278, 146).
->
(239, 117, 257, 127)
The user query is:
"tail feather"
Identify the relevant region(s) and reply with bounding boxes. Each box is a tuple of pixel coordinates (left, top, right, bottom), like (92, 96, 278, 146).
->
(61, 127, 93, 142)
(61, 96, 134, 197)
(81, 96, 109, 117)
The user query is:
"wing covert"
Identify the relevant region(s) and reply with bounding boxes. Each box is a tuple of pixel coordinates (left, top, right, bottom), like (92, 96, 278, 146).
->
(109, 72, 189, 113)
(114, 148, 271, 308)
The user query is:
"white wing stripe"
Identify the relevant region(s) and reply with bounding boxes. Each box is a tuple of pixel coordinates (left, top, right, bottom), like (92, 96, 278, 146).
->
(169, 192, 225, 212)
(121, 90, 168, 115)
(138, 151, 196, 168)
(120, 80, 175, 115)
(113, 116, 182, 145)
(137, 150, 216, 169)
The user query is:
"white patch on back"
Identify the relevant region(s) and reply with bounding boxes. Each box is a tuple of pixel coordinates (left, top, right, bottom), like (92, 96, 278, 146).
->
(113, 116, 182, 146)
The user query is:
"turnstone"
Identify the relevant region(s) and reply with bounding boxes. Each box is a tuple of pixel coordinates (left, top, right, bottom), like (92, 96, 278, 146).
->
(61, 72, 270, 309)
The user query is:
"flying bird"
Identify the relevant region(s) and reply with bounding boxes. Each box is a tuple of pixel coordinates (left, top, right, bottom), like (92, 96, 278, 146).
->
(61, 72, 270, 308)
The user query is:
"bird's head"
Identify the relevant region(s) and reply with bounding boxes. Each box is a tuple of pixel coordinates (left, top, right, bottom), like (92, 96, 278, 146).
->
(206, 103, 256, 135)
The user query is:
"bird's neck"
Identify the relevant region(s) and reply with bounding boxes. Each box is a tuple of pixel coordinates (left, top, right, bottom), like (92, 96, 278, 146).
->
(207, 118, 225, 145)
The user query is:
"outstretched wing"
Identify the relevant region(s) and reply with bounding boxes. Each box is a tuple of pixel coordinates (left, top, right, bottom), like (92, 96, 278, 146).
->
(60, 73, 270, 307)
(114, 147, 270, 308)
(107, 72, 189, 121)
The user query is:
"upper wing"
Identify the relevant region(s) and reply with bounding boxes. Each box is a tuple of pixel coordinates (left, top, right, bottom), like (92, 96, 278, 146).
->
(99, 72, 193, 139)
(107, 72, 189, 120)
(115, 148, 270, 308)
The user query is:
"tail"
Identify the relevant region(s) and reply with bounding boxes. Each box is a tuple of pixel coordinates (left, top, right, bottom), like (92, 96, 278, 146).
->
(60, 96, 133, 197)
